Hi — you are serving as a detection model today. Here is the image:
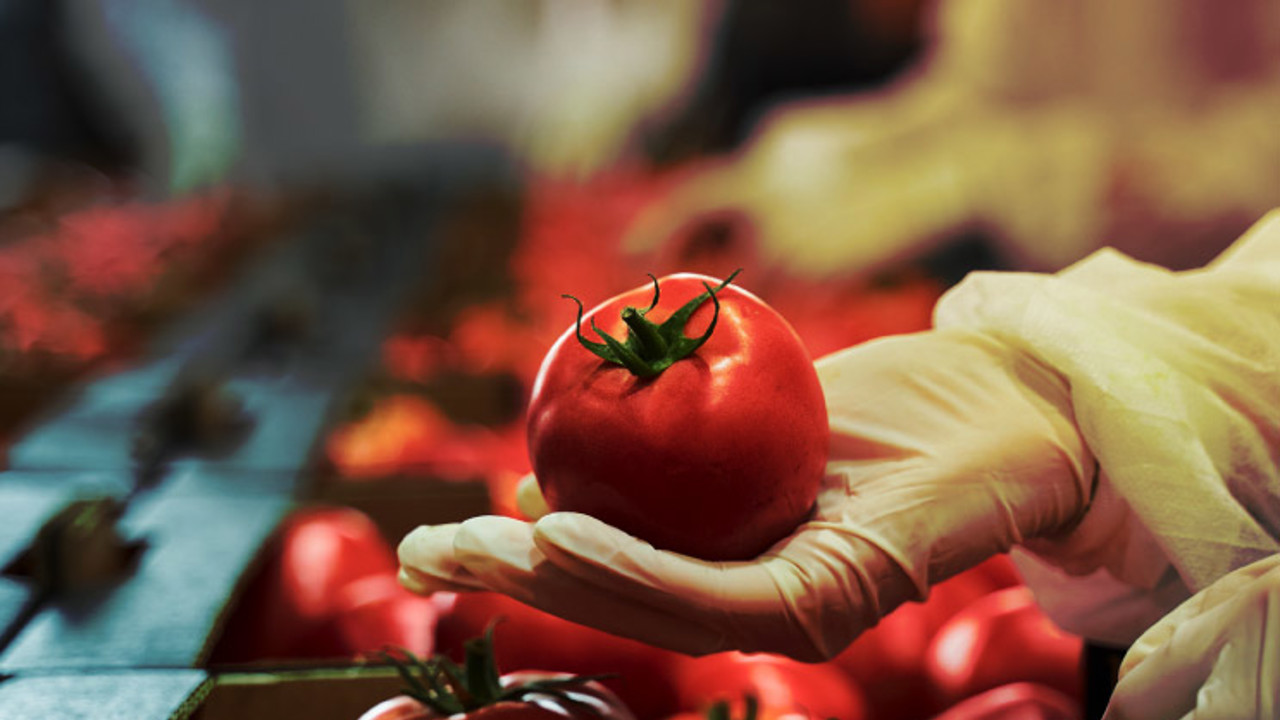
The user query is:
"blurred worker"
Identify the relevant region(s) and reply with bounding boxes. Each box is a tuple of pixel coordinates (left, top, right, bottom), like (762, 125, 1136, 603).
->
(400, 206, 1280, 719)
(32, 0, 713, 194)
(625, 0, 1280, 277)
(28, 0, 1280, 262)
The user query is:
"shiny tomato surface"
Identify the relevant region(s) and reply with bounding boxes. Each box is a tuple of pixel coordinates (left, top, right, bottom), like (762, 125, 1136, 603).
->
(210, 506, 402, 661)
(528, 273, 828, 560)
(925, 587, 1083, 705)
(929, 683, 1079, 720)
(357, 672, 635, 720)
(434, 591, 683, 720)
(359, 695, 431, 720)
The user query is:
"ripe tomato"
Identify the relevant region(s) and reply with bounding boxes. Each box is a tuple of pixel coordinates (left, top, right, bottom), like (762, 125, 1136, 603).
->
(209, 506, 402, 661)
(929, 683, 1079, 720)
(673, 651, 867, 720)
(359, 695, 431, 720)
(435, 591, 683, 720)
(335, 573, 438, 657)
(925, 587, 1083, 706)
(829, 556, 1023, 720)
(357, 629, 637, 720)
(358, 674, 634, 720)
(527, 272, 827, 560)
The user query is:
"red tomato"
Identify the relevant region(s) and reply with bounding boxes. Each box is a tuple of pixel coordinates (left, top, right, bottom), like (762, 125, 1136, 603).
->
(335, 573, 438, 658)
(276, 507, 399, 615)
(527, 272, 828, 560)
(829, 600, 938, 720)
(435, 592, 683, 720)
(929, 683, 1079, 720)
(357, 627, 637, 720)
(829, 556, 1023, 720)
(359, 695, 431, 720)
(209, 506, 400, 661)
(357, 673, 634, 720)
(925, 587, 1083, 706)
(673, 652, 867, 720)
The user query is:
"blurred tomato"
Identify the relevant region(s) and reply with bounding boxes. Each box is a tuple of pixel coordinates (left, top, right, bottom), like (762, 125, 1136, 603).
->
(830, 556, 1023, 720)
(673, 652, 867, 720)
(929, 683, 1079, 720)
(358, 695, 431, 720)
(829, 600, 937, 720)
(210, 506, 401, 661)
(925, 587, 1083, 706)
(435, 591, 684, 720)
(335, 573, 438, 658)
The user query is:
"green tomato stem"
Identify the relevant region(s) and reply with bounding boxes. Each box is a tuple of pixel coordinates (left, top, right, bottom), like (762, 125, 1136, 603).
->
(563, 270, 742, 379)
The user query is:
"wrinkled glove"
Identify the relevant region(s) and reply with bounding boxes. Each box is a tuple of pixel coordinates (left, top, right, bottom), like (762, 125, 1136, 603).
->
(398, 327, 1094, 661)
(1104, 553, 1280, 720)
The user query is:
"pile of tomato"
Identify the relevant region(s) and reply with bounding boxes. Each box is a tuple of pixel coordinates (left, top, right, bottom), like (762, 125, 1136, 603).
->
(217, 169, 1087, 719)
(214, 504, 1082, 720)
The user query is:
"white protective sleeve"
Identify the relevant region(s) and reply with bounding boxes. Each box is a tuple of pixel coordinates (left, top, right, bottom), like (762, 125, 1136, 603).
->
(933, 209, 1280, 645)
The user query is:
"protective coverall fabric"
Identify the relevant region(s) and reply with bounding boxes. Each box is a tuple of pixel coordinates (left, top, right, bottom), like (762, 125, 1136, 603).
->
(935, 208, 1280, 644)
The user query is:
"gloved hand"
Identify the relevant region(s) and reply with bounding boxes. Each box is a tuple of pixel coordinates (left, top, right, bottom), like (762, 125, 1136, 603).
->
(398, 327, 1095, 660)
(1104, 553, 1280, 719)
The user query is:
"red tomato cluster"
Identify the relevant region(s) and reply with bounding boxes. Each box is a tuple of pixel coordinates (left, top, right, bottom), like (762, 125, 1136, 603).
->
(0, 191, 233, 363)
(424, 555, 1083, 720)
(219, 508, 1085, 720)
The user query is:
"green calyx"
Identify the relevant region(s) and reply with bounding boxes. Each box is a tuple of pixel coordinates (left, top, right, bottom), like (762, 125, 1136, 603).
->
(378, 624, 614, 716)
(563, 270, 742, 378)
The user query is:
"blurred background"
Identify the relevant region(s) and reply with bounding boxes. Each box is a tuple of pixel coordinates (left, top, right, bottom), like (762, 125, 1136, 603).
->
(0, 1, 1278, 719)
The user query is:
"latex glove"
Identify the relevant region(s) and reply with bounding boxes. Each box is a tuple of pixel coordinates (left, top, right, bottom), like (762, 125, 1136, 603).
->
(399, 327, 1094, 660)
(1103, 553, 1280, 719)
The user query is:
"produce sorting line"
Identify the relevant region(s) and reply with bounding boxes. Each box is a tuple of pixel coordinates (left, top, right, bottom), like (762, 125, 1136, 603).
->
(0, 151, 510, 678)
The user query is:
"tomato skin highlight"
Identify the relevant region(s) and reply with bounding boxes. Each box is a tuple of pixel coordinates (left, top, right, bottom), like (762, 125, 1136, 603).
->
(358, 695, 431, 720)
(435, 591, 683, 720)
(357, 673, 635, 720)
(528, 273, 828, 560)
(925, 587, 1083, 706)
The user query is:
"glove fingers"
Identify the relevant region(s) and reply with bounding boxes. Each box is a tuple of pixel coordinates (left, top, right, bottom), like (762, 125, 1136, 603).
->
(450, 515, 736, 656)
(532, 512, 773, 602)
(514, 473, 549, 520)
(398, 523, 490, 593)
(398, 566, 481, 595)
(529, 512, 849, 659)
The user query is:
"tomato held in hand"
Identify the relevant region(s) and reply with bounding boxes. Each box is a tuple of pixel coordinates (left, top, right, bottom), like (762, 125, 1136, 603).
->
(528, 272, 828, 560)
(357, 629, 636, 720)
